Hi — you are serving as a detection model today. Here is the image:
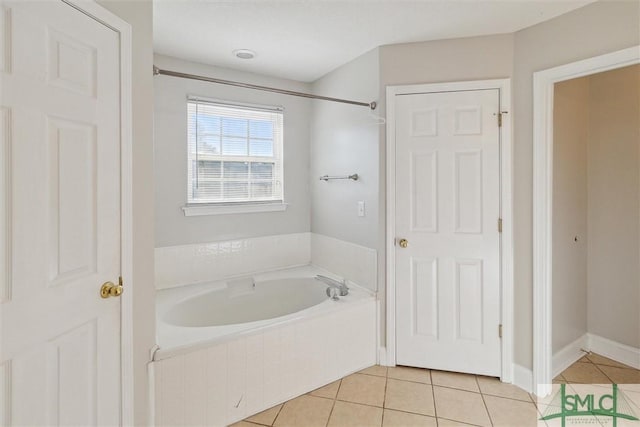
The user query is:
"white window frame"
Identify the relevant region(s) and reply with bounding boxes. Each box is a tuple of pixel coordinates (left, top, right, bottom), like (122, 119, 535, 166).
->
(182, 96, 287, 216)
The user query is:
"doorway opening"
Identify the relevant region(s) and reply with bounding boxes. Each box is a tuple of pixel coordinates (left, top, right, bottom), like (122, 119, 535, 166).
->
(532, 46, 640, 396)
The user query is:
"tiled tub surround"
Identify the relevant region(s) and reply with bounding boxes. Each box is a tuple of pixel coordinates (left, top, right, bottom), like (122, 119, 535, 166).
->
(154, 232, 378, 291)
(154, 233, 311, 290)
(310, 233, 377, 292)
(153, 266, 377, 426)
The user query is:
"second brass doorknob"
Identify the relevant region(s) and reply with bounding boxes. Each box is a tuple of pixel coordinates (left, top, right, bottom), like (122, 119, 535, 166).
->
(398, 238, 408, 248)
(100, 281, 123, 298)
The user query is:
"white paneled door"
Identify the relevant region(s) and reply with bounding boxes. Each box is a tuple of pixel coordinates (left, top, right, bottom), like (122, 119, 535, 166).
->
(394, 89, 501, 376)
(1, 1, 122, 425)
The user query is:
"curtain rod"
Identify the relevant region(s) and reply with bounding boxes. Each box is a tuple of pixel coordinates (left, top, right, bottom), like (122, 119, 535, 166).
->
(153, 66, 377, 110)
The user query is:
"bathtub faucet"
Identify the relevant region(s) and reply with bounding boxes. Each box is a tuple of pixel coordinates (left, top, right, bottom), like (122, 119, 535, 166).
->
(315, 275, 349, 298)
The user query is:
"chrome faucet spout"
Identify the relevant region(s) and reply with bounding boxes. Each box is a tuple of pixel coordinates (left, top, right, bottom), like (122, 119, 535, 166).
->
(315, 275, 349, 296)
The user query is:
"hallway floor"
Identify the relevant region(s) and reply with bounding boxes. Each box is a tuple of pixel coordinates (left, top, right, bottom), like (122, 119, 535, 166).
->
(233, 353, 640, 427)
(553, 352, 640, 385)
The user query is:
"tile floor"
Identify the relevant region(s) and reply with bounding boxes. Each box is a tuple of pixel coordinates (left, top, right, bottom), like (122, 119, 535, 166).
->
(233, 353, 640, 427)
(554, 352, 640, 385)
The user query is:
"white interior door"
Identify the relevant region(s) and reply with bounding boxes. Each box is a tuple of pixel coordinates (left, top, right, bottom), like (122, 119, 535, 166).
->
(394, 89, 502, 377)
(0, 1, 122, 424)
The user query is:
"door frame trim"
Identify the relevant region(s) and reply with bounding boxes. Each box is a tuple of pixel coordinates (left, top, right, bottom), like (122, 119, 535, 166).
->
(385, 79, 514, 382)
(63, 1, 134, 423)
(532, 45, 639, 397)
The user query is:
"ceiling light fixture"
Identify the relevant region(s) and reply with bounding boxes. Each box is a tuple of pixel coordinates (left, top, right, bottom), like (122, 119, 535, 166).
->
(233, 49, 255, 60)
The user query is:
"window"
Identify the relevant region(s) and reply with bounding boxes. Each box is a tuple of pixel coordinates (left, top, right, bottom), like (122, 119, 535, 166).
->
(186, 97, 284, 208)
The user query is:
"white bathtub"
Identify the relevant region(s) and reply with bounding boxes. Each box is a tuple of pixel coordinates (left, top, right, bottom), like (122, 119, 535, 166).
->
(163, 277, 328, 327)
(153, 265, 377, 426)
(155, 265, 374, 359)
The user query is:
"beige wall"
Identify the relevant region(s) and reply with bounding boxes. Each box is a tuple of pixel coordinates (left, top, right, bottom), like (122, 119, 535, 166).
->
(513, 0, 639, 368)
(552, 77, 589, 354)
(379, 34, 515, 87)
(96, 1, 156, 425)
(153, 55, 312, 247)
(376, 1, 639, 367)
(587, 65, 640, 348)
(310, 48, 380, 250)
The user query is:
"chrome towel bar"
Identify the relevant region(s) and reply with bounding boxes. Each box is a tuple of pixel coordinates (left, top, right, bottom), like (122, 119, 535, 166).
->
(319, 174, 359, 181)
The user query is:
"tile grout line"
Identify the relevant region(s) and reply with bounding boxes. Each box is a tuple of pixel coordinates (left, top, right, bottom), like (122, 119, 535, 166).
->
(475, 375, 494, 427)
(358, 372, 387, 379)
(564, 354, 619, 384)
(580, 361, 609, 427)
(386, 376, 432, 385)
(429, 369, 439, 424)
(437, 417, 482, 426)
(268, 402, 285, 427)
(381, 370, 389, 427)
(334, 397, 386, 409)
(524, 383, 536, 404)
(592, 362, 618, 385)
(324, 378, 343, 427)
(356, 401, 439, 419)
(568, 352, 639, 379)
(334, 398, 386, 408)
(433, 381, 531, 403)
(588, 352, 640, 371)
(592, 359, 640, 379)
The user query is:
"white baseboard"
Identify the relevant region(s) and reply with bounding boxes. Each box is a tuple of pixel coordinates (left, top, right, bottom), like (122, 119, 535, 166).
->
(588, 333, 640, 370)
(378, 347, 390, 366)
(513, 364, 533, 393)
(552, 334, 588, 377)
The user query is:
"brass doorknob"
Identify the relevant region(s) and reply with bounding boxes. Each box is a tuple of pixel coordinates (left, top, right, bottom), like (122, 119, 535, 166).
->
(100, 281, 123, 298)
(398, 238, 408, 248)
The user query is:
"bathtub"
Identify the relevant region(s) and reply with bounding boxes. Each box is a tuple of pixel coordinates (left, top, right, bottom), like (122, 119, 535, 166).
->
(163, 277, 328, 328)
(153, 265, 377, 426)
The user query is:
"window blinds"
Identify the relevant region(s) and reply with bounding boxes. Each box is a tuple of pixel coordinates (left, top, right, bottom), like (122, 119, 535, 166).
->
(187, 98, 284, 204)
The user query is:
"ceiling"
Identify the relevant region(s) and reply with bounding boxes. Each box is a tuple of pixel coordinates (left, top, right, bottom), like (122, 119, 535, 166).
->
(153, 0, 594, 83)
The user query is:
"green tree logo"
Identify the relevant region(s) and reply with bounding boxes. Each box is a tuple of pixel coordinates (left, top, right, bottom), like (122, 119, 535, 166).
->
(540, 384, 639, 426)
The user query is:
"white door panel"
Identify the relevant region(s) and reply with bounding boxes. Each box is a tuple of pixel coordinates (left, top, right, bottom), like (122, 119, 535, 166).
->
(395, 89, 501, 376)
(1, 1, 122, 425)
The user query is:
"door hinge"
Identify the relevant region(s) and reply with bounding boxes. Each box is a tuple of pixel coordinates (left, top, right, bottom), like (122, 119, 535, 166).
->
(499, 324, 503, 339)
(497, 111, 508, 128)
(498, 218, 503, 233)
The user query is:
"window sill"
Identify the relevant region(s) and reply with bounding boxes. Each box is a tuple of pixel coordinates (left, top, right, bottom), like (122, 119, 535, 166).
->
(182, 202, 288, 216)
